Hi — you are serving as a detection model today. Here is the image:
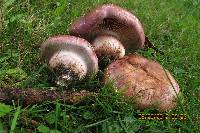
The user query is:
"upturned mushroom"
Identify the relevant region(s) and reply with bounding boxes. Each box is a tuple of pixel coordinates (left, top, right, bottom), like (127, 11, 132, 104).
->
(69, 4, 145, 60)
(40, 35, 98, 86)
(104, 54, 180, 112)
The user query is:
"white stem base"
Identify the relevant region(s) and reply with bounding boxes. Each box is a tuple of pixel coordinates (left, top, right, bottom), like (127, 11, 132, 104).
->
(49, 50, 87, 86)
(92, 35, 125, 59)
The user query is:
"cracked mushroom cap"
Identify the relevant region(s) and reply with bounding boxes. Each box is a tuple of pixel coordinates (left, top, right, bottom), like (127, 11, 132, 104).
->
(69, 4, 145, 53)
(40, 35, 98, 85)
(104, 54, 180, 112)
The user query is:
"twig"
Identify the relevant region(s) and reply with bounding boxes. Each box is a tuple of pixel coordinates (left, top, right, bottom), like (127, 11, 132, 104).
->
(0, 87, 98, 106)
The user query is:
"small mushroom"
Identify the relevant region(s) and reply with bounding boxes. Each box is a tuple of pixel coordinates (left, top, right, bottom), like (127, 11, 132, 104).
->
(104, 54, 180, 112)
(69, 4, 145, 60)
(40, 35, 98, 86)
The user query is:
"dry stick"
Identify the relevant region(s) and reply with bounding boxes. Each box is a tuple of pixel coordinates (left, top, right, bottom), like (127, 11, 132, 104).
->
(0, 87, 98, 131)
(0, 87, 98, 106)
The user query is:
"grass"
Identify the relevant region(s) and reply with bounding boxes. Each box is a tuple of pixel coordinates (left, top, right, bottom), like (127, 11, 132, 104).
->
(0, 0, 200, 132)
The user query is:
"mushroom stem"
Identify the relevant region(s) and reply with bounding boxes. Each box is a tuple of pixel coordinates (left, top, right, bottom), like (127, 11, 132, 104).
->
(92, 35, 125, 59)
(49, 50, 87, 86)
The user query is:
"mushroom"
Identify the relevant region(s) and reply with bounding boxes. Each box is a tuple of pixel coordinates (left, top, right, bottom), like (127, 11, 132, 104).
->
(40, 35, 98, 86)
(104, 54, 180, 112)
(69, 4, 145, 60)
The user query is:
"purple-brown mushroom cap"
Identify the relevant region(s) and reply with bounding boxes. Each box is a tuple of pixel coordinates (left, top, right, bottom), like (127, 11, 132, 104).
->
(104, 54, 180, 112)
(69, 4, 145, 53)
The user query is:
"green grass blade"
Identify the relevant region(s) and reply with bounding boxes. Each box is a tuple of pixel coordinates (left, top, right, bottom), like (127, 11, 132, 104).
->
(10, 106, 21, 133)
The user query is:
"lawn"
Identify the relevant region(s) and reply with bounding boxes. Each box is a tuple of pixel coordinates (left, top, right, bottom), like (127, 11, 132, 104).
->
(0, 0, 200, 132)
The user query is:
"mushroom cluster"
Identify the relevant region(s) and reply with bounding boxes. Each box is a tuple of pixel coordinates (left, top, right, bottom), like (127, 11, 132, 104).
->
(40, 4, 180, 112)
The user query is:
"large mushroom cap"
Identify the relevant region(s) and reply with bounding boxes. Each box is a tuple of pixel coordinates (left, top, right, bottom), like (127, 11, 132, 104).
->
(40, 35, 98, 85)
(104, 54, 180, 112)
(69, 4, 145, 53)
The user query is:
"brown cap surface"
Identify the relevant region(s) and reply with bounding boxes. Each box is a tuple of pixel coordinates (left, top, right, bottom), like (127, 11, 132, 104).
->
(104, 54, 180, 112)
(69, 4, 145, 53)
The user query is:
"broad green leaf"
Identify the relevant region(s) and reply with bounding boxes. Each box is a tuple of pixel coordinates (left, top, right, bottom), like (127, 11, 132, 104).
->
(6, 68, 27, 80)
(38, 125, 50, 133)
(0, 103, 12, 117)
